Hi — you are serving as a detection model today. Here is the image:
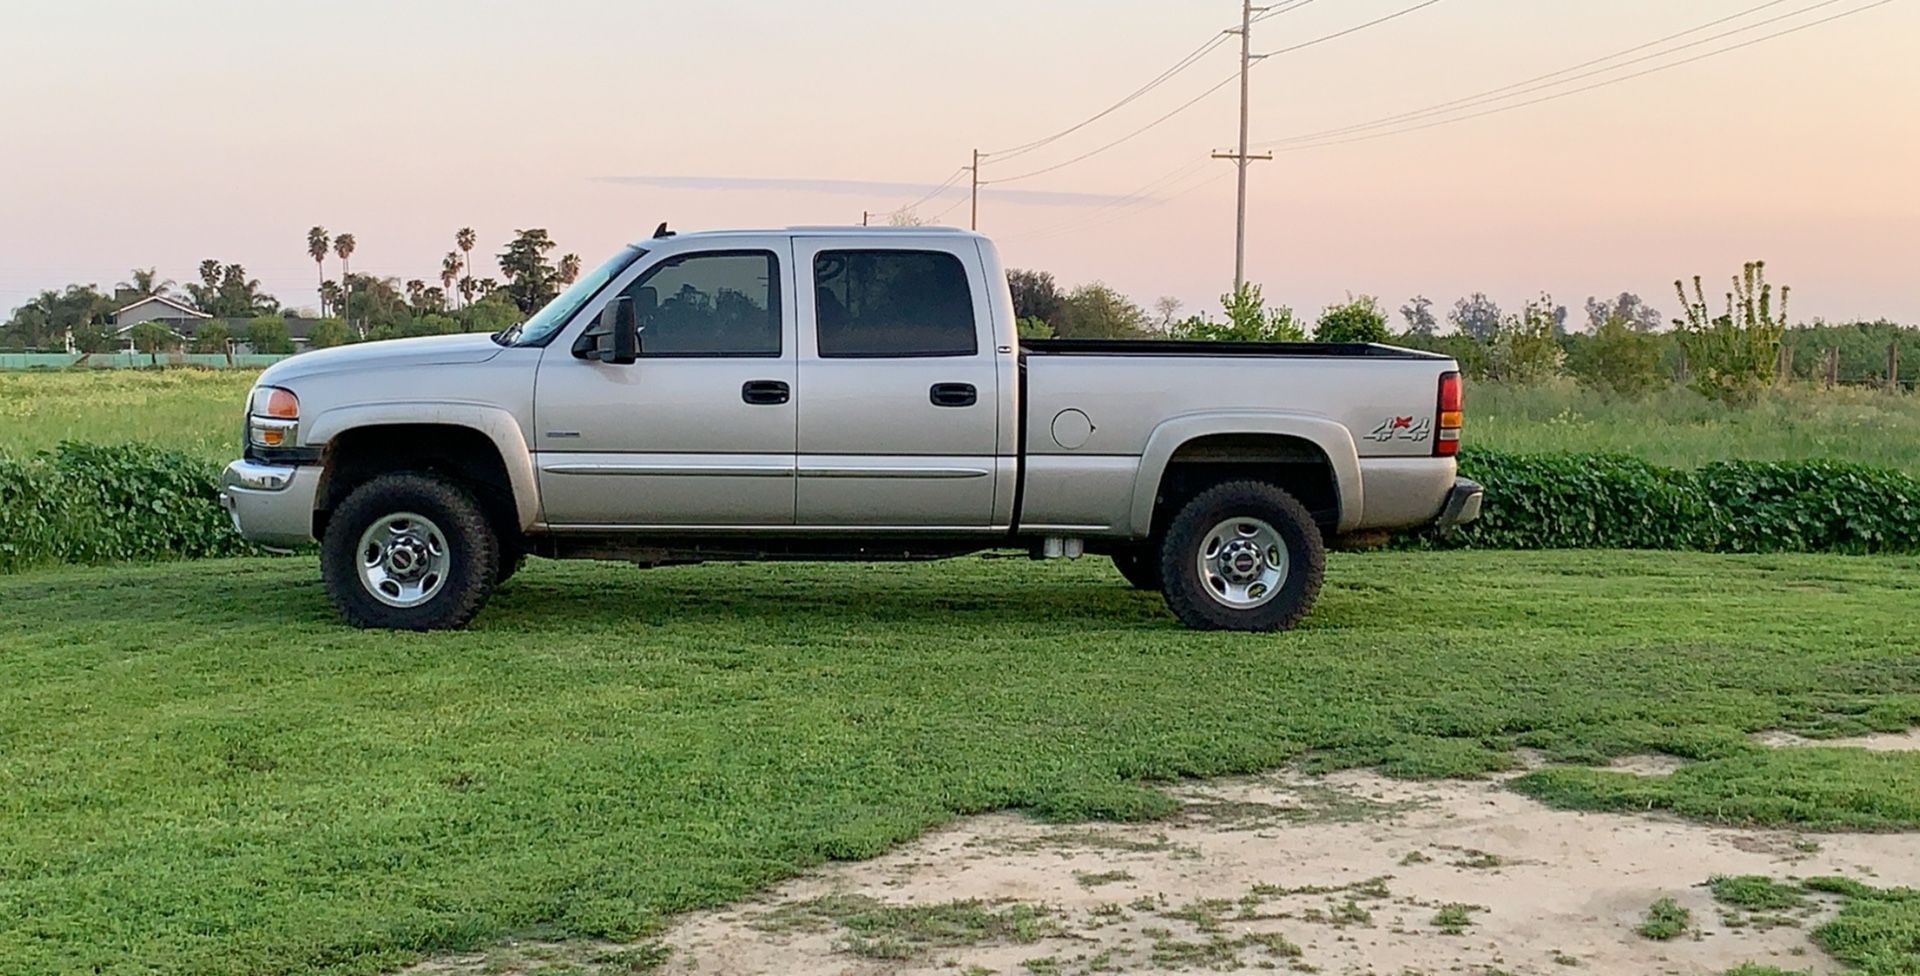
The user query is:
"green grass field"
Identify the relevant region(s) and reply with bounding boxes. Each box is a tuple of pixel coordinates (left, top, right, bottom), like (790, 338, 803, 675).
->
(0, 368, 254, 461)
(3, 368, 1918, 473)
(1468, 380, 1920, 474)
(3, 551, 1918, 975)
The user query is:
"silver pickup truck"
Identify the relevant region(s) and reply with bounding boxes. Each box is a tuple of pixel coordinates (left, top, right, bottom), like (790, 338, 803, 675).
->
(220, 226, 1480, 632)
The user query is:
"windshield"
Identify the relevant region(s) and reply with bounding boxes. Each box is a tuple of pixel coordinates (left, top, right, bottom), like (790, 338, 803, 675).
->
(503, 245, 646, 346)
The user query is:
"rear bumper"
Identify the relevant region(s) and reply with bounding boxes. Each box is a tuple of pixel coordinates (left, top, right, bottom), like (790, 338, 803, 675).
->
(1432, 477, 1484, 533)
(218, 460, 321, 550)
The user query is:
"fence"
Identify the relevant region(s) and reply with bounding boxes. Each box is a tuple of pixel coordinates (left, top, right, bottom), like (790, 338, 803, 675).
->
(0, 352, 291, 370)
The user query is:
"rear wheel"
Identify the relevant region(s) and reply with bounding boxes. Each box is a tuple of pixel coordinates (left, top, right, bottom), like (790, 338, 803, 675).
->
(322, 473, 498, 630)
(1158, 480, 1324, 632)
(1111, 547, 1162, 591)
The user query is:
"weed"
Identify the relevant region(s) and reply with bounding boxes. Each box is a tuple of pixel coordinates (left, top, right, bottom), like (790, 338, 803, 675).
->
(1637, 898, 1692, 941)
(1431, 904, 1481, 935)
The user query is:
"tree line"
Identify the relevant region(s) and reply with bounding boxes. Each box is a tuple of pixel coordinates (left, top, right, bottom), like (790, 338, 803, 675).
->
(1007, 263, 1914, 404)
(0, 228, 589, 355)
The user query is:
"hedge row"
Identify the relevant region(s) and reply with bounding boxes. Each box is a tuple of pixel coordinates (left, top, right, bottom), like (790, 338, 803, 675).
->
(1437, 449, 1920, 554)
(0, 442, 252, 571)
(2, 443, 1918, 572)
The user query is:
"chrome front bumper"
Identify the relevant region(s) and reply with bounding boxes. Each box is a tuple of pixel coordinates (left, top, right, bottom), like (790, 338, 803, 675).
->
(218, 460, 322, 550)
(1432, 476, 1484, 534)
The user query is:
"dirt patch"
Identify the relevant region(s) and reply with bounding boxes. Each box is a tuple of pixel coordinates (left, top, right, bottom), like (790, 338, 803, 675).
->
(1607, 753, 1690, 776)
(1755, 728, 1920, 752)
(646, 770, 1918, 976)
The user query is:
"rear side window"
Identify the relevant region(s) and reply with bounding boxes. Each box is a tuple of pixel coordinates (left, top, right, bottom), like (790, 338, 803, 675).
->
(813, 250, 977, 358)
(621, 251, 781, 357)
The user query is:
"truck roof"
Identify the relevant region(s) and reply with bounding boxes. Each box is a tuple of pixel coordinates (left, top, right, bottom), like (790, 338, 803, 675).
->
(634, 225, 984, 245)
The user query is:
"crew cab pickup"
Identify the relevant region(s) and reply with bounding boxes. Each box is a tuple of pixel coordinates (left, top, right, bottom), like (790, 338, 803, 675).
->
(220, 226, 1480, 631)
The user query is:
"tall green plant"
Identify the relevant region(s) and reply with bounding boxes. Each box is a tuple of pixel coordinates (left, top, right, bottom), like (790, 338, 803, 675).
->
(1674, 262, 1787, 406)
(1486, 294, 1565, 383)
(1172, 283, 1302, 342)
(1569, 308, 1666, 398)
(1313, 294, 1390, 344)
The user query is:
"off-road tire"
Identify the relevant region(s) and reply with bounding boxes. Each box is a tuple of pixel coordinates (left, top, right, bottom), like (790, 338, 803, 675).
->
(1111, 547, 1162, 591)
(322, 473, 499, 630)
(1158, 480, 1325, 632)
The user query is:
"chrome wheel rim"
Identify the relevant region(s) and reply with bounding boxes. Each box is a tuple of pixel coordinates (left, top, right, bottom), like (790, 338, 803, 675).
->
(356, 512, 450, 608)
(1197, 517, 1289, 610)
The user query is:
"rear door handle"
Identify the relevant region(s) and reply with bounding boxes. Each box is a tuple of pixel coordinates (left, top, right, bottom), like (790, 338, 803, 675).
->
(742, 380, 790, 405)
(929, 382, 977, 407)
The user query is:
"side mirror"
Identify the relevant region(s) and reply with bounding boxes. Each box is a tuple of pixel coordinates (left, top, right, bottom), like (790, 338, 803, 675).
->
(592, 296, 639, 365)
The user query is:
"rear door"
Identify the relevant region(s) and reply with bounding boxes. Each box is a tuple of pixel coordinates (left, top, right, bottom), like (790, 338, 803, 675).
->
(793, 236, 1002, 528)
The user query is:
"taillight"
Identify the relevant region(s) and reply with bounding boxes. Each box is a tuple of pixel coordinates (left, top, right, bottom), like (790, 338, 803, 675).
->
(1435, 371, 1462, 457)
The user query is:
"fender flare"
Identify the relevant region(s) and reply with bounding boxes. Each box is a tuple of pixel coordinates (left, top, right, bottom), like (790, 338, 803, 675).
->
(304, 402, 542, 530)
(1127, 411, 1364, 536)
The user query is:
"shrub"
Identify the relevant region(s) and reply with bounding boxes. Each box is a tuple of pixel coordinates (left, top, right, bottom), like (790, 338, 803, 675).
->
(0, 443, 253, 571)
(1430, 449, 1920, 554)
(245, 315, 295, 355)
(1568, 311, 1666, 398)
(1313, 295, 1390, 344)
(191, 321, 231, 355)
(1675, 262, 1786, 406)
(1485, 294, 1566, 383)
(1172, 283, 1303, 342)
(1054, 283, 1149, 339)
(306, 318, 350, 349)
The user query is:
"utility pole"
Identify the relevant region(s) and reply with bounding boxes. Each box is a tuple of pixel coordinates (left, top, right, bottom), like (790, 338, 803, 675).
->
(862, 211, 872, 227)
(1212, 0, 1271, 293)
(969, 149, 981, 231)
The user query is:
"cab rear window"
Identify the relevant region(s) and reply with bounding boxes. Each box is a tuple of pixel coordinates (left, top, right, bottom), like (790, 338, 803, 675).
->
(813, 250, 976, 358)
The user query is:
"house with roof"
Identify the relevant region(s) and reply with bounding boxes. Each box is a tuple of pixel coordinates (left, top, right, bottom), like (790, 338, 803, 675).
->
(110, 295, 211, 343)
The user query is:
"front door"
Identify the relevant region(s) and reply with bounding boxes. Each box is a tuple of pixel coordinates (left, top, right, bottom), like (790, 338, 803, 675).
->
(535, 243, 798, 526)
(793, 238, 1002, 528)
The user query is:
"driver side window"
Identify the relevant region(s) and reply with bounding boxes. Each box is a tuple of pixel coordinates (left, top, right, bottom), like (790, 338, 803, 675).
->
(620, 251, 781, 357)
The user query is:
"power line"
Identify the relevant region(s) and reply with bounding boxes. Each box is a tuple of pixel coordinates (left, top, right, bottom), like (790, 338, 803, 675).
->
(1255, 0, 1849, 148)
(1000, 157, 1214, 242)
(984, 31, 1234, 162)
(1261, 0, 1897, 153)
(983, 0, 1449, 187)
(1254, 0, 1445, 58)
(984, 73, 1240, 185)
(893, 167, 969, 215)
(1015, 169, 1235, 245)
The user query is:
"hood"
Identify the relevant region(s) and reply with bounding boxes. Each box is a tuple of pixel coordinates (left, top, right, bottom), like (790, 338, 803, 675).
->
(257, 333, 506, 385)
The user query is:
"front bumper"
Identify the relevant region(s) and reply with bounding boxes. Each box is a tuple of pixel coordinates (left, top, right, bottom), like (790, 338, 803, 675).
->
(1432, 476, 1484, 534)
(218, 460, 322, 550)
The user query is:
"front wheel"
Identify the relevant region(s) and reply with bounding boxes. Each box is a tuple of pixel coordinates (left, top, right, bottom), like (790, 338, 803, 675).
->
(1158, 480, 1325, 632)
(322, 473, 499, 630)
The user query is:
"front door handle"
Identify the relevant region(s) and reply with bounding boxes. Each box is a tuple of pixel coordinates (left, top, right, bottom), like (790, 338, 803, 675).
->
(929, 382, 977, 407)
(742, 380, 790, 405)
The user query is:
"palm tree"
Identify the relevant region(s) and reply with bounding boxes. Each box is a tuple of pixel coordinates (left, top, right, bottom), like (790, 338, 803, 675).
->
(440, 251, 463, 305)
(334, 233, 356, 327)
(405, 279, 427, 310)
(307, 227, 331, 315)
(118, 268, 173, 299)
(455, 227, 477, 305)
(557, 253, 582, 285)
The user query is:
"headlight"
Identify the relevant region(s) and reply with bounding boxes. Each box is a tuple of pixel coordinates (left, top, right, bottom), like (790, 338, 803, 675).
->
(247, 386, 299, 449)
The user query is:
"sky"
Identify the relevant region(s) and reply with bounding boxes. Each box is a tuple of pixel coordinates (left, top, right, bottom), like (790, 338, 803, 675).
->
(1, 0, 1916, 327)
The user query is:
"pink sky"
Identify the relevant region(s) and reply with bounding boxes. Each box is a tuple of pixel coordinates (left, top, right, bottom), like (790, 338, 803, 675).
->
(2, 0, 1915, 327)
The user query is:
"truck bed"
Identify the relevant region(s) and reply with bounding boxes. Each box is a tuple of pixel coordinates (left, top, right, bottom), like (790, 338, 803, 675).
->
(1020, 339, 1448, 360)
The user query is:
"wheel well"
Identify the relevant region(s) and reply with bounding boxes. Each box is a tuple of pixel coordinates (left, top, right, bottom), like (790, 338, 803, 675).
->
(1151, 433, 1340, 534)
(313, 424, 518, 542)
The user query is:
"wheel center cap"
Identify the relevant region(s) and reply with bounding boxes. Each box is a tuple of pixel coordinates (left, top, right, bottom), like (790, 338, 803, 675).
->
(386, 539, 426, 578)
(1223, 542, 1264, 581)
